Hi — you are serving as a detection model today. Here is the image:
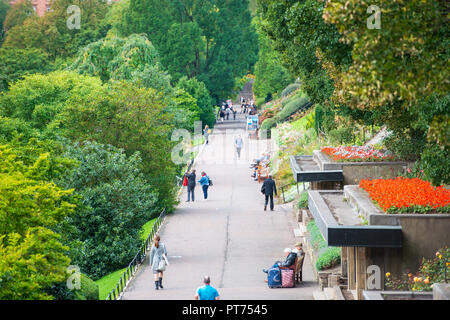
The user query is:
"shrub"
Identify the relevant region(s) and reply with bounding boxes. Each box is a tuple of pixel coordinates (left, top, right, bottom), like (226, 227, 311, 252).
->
(277, 96, 309, 122)
(260, 117, 278, 137)
(307, 220, 341, 271)
(46, 273, 99, 300)
(59, 141, 158, 279)
(316, 247, 341, 271)
(281, 83, 301, 97)
(327, 127, 354, 145)
(297, 191, 309, 209)
(74, 274, 99, 300)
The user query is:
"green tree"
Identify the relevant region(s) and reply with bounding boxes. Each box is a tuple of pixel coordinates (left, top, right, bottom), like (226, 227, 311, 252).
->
(0, 47, 52, 92)
(122, 0, 258, 101)
(60, 80, 178, 210)
(3, 0, 110, 59)
(58, 141, 158, 279)
(0, 0, 11, 42)
(176, 76, 215, 128)
(3, 0, 35, 32)
(253, 19, 293, 101)
(0, 144, 75, 299)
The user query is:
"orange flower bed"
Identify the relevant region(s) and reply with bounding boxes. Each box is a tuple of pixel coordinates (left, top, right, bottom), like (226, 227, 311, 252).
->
(359, 177, 450, 214)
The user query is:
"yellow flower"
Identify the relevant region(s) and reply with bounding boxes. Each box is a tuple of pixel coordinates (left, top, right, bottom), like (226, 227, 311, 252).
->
(413, 277, 419, 282)
(438, 254, 442, 259)
(385, 272, 391, 278)
(408, 273, 412, 277)
(424, 278, 430, 284)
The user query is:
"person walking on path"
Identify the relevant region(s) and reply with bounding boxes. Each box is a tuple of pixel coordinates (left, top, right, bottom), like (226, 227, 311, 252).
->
(186, 169, 196, 202)
(219, 109, 225, 123)
(203, 125, 210, 145)
(226, 107, 231, 120)
(234, 135, 244, 159)
(198, 171, 210, 200)
(194, 276, 220, 300)
(232, 107, 237, 120)
(261, 174, 277, 211)
(149, 235, 168, 290)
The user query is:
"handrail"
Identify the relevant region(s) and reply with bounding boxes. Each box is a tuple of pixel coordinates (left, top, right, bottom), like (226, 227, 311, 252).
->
(105, 208, 167, 300)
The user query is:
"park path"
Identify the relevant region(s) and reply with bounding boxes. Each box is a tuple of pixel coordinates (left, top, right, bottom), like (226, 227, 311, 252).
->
(122, 113, 318, 300)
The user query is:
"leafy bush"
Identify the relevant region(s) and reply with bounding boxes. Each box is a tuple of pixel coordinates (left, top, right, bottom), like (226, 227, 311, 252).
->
(75, 274, 99, 300)
(47, 273, 99, 300)
(327, 127, 354, 145)
(316, 247, 341, 271)
(419, 144, 450, 186)
(260, 117, 278, 137)
(307, 220, 341, 271)
(58, 141, 158, 280)
(297, 191, 309, 209)
(281, 83, 301, 97)
(276, 96, 309, 122)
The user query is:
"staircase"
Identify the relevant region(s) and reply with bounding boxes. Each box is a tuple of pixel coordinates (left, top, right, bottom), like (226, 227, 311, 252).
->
(235, 79, 254, 104)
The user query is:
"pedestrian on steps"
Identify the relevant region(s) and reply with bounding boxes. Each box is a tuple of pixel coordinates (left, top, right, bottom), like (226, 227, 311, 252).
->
(261, 174, 277, 211)
(149, 234, 168, 290)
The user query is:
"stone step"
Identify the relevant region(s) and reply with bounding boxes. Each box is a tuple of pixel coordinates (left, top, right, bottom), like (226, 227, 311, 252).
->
(324, 287, 337, 300)
(333, 285, 346, 300)
(299, 223, 308, 234)
(313, 290, 327, 300)
(293, 229, 303, 238)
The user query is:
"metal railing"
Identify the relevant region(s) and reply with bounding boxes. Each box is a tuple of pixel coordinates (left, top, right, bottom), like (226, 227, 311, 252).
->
(106, 208, 167, 300)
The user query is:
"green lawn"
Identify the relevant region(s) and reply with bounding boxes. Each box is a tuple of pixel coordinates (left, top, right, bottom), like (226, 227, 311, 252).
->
(96, 267, 127, 300)
(95, 217, 157, 299)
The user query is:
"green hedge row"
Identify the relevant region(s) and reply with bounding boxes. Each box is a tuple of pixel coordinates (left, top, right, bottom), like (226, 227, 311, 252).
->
(307, 220, 341, 271)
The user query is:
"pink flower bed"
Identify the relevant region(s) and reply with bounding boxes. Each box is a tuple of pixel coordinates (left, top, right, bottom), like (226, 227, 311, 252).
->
(321, 146, 395, 162)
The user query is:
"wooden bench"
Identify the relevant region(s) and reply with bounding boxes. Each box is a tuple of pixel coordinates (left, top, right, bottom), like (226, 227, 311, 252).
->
(279, 252, 305, 284)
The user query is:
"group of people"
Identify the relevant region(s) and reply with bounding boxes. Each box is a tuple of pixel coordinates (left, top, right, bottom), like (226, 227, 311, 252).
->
(250, 152, 271, 180)
(262, 242, 304, 275)
(241, 97, 257, 115)
(149, 234, 220, 300)
(218, 102, 237, 123)
(184, 169, 212, 201)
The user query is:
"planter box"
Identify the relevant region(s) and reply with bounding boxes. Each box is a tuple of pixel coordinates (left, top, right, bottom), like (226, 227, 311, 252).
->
(307, 190, 402, 247)
(344, 185, 450, 279)
(313, 150, 409, 185)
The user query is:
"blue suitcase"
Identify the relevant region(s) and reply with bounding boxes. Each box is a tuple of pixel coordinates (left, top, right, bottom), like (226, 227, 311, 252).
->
(267, 267, 282, 288)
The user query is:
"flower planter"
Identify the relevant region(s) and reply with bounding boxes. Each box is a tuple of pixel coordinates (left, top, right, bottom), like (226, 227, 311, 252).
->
(344, 185, 450, 280)
(313, 150, 409, 185)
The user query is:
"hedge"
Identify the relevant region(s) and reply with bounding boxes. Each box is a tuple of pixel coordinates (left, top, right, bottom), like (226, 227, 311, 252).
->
(281, 83, 301, 97)
(307, 220, 341, 271)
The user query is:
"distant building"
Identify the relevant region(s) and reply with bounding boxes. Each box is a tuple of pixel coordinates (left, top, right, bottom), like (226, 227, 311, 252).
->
(8, 0, 118, 18)
(9, 0, 50, 17)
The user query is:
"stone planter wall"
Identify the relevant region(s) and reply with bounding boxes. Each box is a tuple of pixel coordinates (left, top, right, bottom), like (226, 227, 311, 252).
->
(344, 185, 450, 280)
(313, 150, 409, 185)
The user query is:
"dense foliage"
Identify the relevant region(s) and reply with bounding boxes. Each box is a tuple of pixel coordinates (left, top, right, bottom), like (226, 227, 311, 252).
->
(58, 142, 158, 279)
(257, 0, 449, 185)
(121, 0, 258, 102)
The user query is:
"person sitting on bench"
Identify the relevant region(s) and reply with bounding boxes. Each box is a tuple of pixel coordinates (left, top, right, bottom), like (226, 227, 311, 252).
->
(262, 248, 297, 273)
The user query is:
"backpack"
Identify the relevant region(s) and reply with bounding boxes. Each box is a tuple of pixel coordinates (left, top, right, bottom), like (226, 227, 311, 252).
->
(207, 176, 213, 186)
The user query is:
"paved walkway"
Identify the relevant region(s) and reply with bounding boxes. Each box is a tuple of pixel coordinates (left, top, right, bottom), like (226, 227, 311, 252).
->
(122, 114, 318, 300)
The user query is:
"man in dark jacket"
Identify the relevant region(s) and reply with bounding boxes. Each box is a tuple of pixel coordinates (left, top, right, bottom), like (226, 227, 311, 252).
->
(186, 169, 196, 202)
(261, 175, 277, 211)
(262, 248, 297, 273)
